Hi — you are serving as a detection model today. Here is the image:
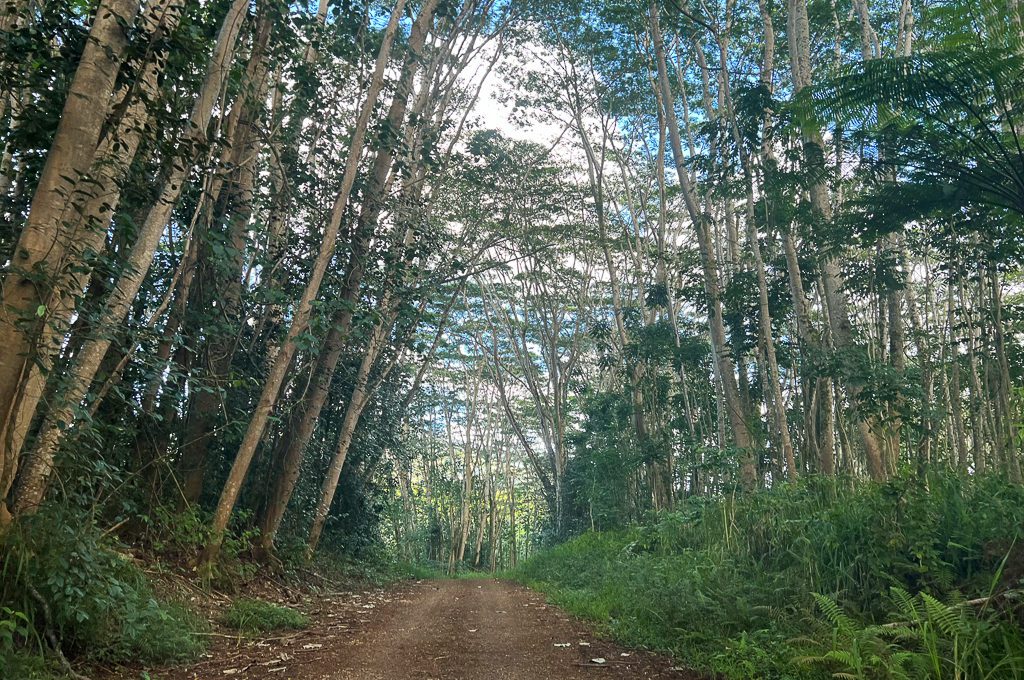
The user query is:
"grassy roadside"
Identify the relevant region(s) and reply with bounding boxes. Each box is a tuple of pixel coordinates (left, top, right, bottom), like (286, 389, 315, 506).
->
(0, 508, 424, 679)
(511, 473, 1024, 679)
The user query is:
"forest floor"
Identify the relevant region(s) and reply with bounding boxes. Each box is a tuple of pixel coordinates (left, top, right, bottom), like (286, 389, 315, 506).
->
(101, 579, 700, 680)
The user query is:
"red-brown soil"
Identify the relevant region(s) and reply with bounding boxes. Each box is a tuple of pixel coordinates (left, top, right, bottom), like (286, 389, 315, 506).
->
(110, 579, 702, 679)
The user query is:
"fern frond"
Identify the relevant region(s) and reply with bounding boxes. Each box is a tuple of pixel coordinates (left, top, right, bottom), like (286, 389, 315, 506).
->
(812, 593, 856, 632)
(881, 625, 920, 642)
(890, 587, 922, 624)
(920, 591, 963, 638)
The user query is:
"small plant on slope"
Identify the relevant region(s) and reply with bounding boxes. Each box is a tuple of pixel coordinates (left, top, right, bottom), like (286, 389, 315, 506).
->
(799, 589, 1024, 679)
(221, 599, 309, 634)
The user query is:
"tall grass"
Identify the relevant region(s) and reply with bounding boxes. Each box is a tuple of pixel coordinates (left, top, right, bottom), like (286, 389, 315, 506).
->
(514, 472, 1024, 679)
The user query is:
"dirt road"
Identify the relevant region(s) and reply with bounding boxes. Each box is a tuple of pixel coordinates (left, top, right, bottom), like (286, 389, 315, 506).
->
(155, 579, 697, 680)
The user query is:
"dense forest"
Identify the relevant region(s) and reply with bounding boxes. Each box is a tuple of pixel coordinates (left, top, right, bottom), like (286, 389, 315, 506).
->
(2, 0, 1024, 677)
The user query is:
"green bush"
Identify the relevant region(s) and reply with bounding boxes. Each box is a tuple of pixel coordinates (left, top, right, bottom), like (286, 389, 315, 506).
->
(136, 505, 258, 591)
(0, 648, 62, 679)
(801, 589, 1024, 679)
(398, 561, 445, 580)
(221, 599, 308, 634)
(308, 545, 442, 586)
(0, 606, 58, 679)
(0, 509, 207, 665)
(515, 472, 1024, 680)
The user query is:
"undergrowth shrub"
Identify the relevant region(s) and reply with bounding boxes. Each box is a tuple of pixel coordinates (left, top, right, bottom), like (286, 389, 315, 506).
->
(0, 509, 206, 666)
(221, 599, 308, 633)
(0, 606, 59, 679)
(0, 648, 61, 679)
(515, 472, 1024, 680)
(307, 543, 442, 585)
(135, 504, 259, 591)
(801, 589, 1024, 679)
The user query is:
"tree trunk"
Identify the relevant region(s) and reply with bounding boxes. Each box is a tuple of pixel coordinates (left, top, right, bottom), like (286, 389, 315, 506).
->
(254, 0, 439, 552)
(990, 273, 1022, 483)
(649, 2, 756, 488)
(718, 18, 796, 480)
(199, 0, 409, 567)
(9, 0, 246, 515)
(787, 0, 886, 480)
(177, 14, 274, 504)
(305, 307, 399, 557)
(0, 0, 142, 522)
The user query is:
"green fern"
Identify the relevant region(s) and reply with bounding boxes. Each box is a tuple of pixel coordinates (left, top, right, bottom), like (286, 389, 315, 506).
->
(801, 587, 1024, 679)
(795, 0, 1024, 231)
(889, 588, 921, 625)
(919, 592, 962, 639)
(812, 592, 857, 634)
(799, 594, 918, 679)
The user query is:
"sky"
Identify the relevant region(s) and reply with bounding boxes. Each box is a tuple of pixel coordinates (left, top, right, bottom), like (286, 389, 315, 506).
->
(464, 40, 568, 146)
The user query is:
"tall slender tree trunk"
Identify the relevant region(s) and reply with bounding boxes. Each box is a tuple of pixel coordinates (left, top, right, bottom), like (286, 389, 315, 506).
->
(787, 0, 886, 480)
(719, 14, 796, 480)
(254, 0, 439, 552)
(947, 284, 969, 471)
(8, 0, 246, 515)
(0, 0, 142, 523)
(487, 452, 498, 572)
(177, 14, 274, 504)
(472, 460, 488, 567)
(649, 2, 756, 488)
(506, 447, 517, 568)
(305, 305, 401, 557)
(990, 273, 1022, 483)
(199, 0, 409, 567)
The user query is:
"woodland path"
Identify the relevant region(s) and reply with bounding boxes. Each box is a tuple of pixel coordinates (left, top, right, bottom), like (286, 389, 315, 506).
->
(145, 579, 699, 679)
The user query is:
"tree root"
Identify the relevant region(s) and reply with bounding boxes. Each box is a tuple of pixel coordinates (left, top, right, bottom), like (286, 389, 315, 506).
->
(28, 584, 91, 680)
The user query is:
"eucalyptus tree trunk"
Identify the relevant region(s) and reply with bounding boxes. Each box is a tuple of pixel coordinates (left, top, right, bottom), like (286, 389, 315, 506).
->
(199, 0, 409, 568)
(0, 0, 32, 191)
(305, 302, 404, 557)
(302, 210, 440, 559)
(472, 482, 487, 568)
(0, 0, 141, 523)
(505, 446, 517, 568)
(946, 285, 970, 471)
(452, 370, 483, 568)
(10, 0, 251, 514)
(246, 0, 361, 360)
(273, 1, 494, 553)
(485, 328, 556, 515)
(177, 14, 274, 504)
(398, 454, 416, 560)
(719, 6, 797, 480)
(255, 0, 439, 552)
(786, 0, 886, 480)
(486, 451, 498, 571)
(649, 2, 756, 488)
(990, 273, 1022, 483)
(471, 393, 495, 568)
